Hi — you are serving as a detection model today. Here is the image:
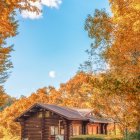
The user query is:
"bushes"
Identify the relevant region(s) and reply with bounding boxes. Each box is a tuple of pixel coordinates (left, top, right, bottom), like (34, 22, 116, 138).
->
(70, 135, 122, 140)
(128, 131, 140, 140)
(122, 131, 140, 140)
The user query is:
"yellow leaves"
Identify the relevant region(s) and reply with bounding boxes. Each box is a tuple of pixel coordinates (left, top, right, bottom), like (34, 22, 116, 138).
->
(0, 47, 11, 54)
(5, 0, 11, 5)
(104, 0, 140, 75)
(131, 0, 140, 11)
(0, 3, 42, 137)
(133, 20, 140, 32)
(0, 86, 62, 139)
(59, 72, 95, 108)
(0, 0, 42, 85)
(0, 0, 40, 43)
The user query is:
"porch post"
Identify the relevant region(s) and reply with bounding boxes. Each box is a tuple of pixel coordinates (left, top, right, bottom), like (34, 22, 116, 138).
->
(82, 122, 88, 135)
(105, 124, 107, 134)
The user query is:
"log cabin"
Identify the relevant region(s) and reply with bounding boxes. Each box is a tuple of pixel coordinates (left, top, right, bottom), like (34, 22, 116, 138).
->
(15, 103, 112, 140)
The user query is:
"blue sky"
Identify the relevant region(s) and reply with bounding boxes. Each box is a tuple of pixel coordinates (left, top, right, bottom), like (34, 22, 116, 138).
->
(5, 0, 110, 97)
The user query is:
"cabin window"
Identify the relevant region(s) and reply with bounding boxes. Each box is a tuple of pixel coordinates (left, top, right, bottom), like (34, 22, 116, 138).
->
(60, 129, 64, 135)
(50, 126, 58, 135)
(38, 112, 42, 118)
(73, 124, 80, 136)
(87, 125, 98, 135)
(88, 125, 93, 135)
(45, 111, 50, 118)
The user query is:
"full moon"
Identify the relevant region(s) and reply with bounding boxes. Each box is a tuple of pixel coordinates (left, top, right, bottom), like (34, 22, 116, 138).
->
(49, 71, 56, 78)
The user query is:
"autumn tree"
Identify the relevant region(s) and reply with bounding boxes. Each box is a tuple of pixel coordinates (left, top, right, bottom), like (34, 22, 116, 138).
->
(59, 72, 95, 108)
(0, 86, 60, 139)
(82, 0, 140, 135)
(90, 73, 139, 134)
(80, 9, 112, 73)
(107, 0, 140, 75)
(0, 0, 40, 107)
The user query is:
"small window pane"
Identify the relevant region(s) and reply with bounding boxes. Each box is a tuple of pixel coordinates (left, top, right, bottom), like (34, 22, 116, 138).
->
(61, 129, 64, 135)
(55, 126, 58, 135)
(45, 111, 50, 118)
(88, 125, 93, 135)
(51, 126, 55, 135)
(50, 126, 59, 135)
(38, 112, 42, 118)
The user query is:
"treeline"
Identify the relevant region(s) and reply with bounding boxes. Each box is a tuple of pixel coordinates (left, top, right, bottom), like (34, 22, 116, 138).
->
(0, 72, 94, 139)
(0, 71, 139, 139)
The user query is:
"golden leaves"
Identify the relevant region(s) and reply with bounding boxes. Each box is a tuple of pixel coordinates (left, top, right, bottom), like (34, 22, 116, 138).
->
(0, 86, 62, 139)
(84, 0, 140, 132)
(59, 72, 95, 108)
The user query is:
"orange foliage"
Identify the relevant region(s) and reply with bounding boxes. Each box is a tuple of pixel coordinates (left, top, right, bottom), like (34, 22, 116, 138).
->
(84, 0, 140, 132)
(0, 87, 60, 139)
(0, 0, 40, 108)
(107, 0, 140, 75)
(0, 73, 95, 139)
(60, 72, 95, 108)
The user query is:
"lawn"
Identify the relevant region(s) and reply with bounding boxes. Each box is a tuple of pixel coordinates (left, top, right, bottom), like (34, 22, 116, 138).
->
(70, 135, 123, 140)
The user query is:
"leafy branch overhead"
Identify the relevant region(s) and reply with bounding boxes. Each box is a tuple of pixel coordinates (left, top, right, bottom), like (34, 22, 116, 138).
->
(0, 0, 40, 106)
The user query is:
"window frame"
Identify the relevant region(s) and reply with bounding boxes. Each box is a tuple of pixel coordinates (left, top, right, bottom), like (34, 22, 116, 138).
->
(72, 124, 80, 136)
(87, 124, 98, 135)
(50, 126, 59, 136)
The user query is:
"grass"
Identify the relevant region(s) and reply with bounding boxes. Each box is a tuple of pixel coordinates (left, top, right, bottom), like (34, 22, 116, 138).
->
(70, 134, 123, 140)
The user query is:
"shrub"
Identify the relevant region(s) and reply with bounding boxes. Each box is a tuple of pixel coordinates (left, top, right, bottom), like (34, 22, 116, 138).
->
(129, 131, 140, 140)
(70, 135, 122, 140)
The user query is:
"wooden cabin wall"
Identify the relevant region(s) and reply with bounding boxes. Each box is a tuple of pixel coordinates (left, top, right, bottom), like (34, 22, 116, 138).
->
(20, 110, 109, 140)
(22, 113, 42, 140)
(43, 111, 68, 140)
(21, 110, 69, 140)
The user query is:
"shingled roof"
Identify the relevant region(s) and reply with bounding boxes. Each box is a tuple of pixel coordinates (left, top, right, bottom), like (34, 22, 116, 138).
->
(15, 103, 111, 123)
(37, 103, 89, 120)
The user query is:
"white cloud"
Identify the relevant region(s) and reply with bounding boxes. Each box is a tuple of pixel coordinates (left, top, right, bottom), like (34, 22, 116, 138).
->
(42, 0, 62, 8)
(21, 0, 62, 19)
(49, 71, 56, 78)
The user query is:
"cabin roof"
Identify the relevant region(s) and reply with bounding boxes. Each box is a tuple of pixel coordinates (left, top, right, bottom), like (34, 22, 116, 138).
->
(37, 103, 88, 120)
(15, 103, 111, 123)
